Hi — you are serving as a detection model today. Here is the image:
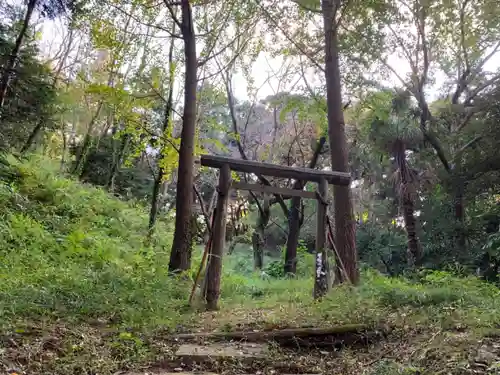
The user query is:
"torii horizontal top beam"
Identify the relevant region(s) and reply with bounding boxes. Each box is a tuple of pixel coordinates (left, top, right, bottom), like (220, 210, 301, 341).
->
(200, 155, 351, 186)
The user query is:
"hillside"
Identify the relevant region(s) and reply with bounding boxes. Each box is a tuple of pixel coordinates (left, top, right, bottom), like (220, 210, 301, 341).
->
(0, 155, 499, 374)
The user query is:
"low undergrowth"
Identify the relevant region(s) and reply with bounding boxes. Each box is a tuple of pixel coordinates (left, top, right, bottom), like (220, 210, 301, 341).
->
(0, 154, 188, 329)
(1, 154, 499, 374)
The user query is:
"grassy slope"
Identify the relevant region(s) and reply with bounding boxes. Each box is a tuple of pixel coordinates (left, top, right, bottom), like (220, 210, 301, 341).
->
(1, 155, 499, 374)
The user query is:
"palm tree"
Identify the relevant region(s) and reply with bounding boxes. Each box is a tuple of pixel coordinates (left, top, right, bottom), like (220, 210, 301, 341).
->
(368, 90, 423, 266)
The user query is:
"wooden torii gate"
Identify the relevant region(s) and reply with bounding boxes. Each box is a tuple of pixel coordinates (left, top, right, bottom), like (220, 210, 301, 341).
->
(200, 154, 351, 310)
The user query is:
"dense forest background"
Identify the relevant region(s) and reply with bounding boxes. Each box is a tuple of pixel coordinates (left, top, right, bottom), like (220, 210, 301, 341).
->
(2, 0, 500, 283)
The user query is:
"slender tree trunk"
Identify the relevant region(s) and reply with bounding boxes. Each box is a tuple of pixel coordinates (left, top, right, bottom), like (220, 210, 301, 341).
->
(284, 197, 301, 274)
(60, 120, 67, 170)
(106, 133, 130, 191)
(453, 178, 466, 256)
(148, 174, 163, 233)
(201, 187, 217, 243)
(284, 137, 326, 275)
(321, 0, 359, 284)
(72, 101, 104, 177)
(252, 230, 264, 269)
(169, 0, 197, 272)
(21, 122, 43, 153)
(148, 23, 176, 236)
(0, 0, 37, 112)
(252, 196, 270, 270)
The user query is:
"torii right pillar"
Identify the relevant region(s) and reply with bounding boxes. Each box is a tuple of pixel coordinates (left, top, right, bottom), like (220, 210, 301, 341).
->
(314, 177, 330, 299)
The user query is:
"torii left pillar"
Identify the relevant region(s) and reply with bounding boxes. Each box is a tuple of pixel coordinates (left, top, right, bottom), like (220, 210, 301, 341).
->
(205, 164, 231, 310)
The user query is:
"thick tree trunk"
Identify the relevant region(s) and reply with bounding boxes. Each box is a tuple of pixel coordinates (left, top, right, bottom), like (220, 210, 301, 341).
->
(396, 149, 422, 266)
(169, 0, 197, 272)
(321, 0, 359, 284)
(284, 137, 326, 275)
(0, 0, 37, 112)
(401, 194, 422, 266)
(205, 165, 230, 310)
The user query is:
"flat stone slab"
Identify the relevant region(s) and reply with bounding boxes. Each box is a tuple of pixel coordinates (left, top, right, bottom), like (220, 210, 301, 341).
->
(124, 373, 218, 375)
(125, 373, 317, 375)
(175, 342, 267, 362)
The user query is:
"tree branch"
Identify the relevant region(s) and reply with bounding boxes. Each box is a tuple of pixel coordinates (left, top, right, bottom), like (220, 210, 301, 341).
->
(222, 68, 289, 217)
(193, 183, 211, 232)
(108, 2, 183, 38)
(162, 0, 182, 29)
(255, 0, 324, 72)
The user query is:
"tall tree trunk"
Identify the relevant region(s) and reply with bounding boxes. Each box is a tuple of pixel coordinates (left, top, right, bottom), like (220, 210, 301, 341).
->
(284, 136, 326, 275)
(252, 197, 270, 270)
(148, 174, 163, 234)
(396, 148, 422, 266)
(252, 230, 264, 269)
(168, 0, 197, 272)
(148, 22, 176, 236)
(0, 0, 37, 112)
(401, 195, 421, 267)
(284, 197, 301, 274)
(321, 0, 359, 284)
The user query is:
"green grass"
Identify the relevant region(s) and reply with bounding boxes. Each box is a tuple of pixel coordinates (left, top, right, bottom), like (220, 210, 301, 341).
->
(1, 154, 499, 333)
(1, 154, 500, 374)
(0, 154, 189, 329)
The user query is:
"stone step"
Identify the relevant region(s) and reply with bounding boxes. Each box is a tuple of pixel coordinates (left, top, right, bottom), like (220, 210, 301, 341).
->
(124, 343, 320, 375)
(175, 342, 267, 363)
(125, 373, 217, 375)
(125, 373, 317, 375)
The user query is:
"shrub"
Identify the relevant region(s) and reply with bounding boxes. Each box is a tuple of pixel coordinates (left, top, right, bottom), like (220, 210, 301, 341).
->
(263, 240, 314, 278)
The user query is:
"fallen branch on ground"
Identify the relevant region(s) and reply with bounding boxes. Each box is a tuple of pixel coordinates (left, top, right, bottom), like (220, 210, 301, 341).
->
(170, 324, 376, 341)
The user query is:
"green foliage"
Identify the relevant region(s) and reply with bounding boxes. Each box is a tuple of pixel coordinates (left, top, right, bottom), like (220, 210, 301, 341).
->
(264, 240, 313, 278)
(0, 23, 58, 150)
(357, 222, 407, 275)
(214, 267, 500, 333)
(71, 134, 156, 200)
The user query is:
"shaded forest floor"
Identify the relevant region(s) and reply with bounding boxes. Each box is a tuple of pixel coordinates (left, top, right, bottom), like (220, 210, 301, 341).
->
(2, 308, 500, 374)
(1, 155, 500, 374)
